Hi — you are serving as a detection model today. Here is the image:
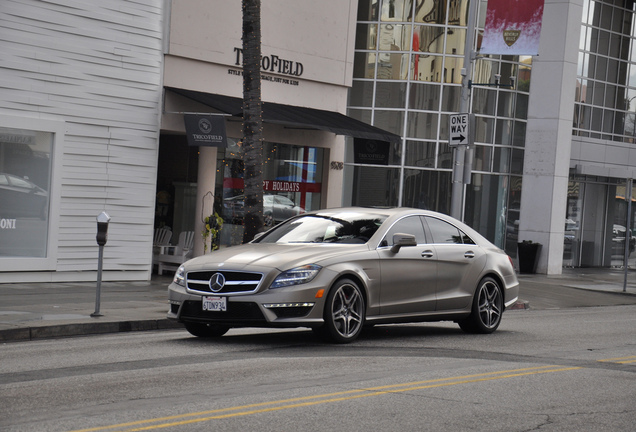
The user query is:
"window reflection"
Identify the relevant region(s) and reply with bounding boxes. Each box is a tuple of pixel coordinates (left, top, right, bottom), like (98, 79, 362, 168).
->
(407, 111, 438, 139)
(353, 52, 376, 79)
(375, 82, 407, 108)
(0, 127, 52, 258)
(411, 54, 443, 82)
(380, 0, 413, 22)
(409, 82, 440, 110)
(378, 24, 411, 51)
(404, 140, 436, 167)
(355, 24, 377, 50)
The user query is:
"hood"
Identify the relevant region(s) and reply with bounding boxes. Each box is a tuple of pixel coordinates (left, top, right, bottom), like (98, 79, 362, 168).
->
(184, 243, 370, 272)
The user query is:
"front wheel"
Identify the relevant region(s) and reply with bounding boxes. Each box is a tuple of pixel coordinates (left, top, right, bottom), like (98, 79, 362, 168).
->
(184, 322, 230, 338)
(458, 276, 503, 334)
(322, 279, 365, 343)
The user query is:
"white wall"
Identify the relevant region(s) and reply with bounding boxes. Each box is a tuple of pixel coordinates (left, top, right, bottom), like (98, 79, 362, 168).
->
(0, 0, 165, 282)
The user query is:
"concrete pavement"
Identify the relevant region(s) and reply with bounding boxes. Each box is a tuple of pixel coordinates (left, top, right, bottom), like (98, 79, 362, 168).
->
(1, 269, 635, 342)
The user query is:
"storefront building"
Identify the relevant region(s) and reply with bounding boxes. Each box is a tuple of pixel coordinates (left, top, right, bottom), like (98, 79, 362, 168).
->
(3, 0, 636, 282)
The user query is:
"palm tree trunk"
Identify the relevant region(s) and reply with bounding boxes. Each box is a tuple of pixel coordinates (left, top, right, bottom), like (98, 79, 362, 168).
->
(241, 0, 263, 242)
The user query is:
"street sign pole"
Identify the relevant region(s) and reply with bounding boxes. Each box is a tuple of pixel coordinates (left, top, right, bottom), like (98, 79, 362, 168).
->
(450, 0, 477, 221)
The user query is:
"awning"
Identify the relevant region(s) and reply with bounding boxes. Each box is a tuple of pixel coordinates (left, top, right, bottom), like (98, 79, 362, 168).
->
(166, 87, 401, 143)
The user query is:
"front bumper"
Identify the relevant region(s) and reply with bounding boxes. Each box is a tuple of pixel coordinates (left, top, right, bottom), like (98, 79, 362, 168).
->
(167, 278, 329, 329)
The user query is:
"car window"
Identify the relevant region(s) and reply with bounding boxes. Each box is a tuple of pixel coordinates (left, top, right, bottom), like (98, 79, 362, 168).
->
(425, 217, 463, 244)
(256, 213, 387, 244)
(382, 216, 427, 246)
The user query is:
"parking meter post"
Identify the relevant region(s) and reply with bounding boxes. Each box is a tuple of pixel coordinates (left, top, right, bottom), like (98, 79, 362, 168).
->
(92, 211, 111, 318)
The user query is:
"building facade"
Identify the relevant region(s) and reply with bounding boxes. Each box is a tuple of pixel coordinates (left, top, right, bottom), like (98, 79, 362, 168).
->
(2, 0, 636, 282)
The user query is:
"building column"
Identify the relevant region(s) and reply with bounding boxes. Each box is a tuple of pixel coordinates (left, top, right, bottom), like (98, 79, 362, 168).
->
(193, 146, 218, 257)
(518, 0, 582, 274)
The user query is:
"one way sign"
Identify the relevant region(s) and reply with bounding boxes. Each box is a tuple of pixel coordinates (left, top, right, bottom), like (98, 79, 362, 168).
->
(449, 113, 471, 146)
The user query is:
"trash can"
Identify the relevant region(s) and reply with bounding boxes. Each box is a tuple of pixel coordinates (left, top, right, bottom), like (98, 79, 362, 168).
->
(517, 241, 542, 274)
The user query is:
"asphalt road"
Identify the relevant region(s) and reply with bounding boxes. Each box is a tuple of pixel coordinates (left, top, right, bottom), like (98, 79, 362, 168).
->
(1, 304, 635, 432)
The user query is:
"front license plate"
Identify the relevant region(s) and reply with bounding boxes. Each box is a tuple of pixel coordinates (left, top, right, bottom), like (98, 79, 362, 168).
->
(202, 296, 226, 312)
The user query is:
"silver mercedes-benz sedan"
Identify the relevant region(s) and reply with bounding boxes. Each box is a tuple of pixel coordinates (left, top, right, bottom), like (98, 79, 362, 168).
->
(167, 207, 519, 343)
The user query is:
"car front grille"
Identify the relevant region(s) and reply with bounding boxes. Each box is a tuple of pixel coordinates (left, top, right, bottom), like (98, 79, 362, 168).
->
(186, 270, 263, 295)
(179, 300, 266, 324)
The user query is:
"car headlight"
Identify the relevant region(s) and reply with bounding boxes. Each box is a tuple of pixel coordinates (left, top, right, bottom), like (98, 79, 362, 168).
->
(270, 264, 322, 288)
(173, 265, 186, 287)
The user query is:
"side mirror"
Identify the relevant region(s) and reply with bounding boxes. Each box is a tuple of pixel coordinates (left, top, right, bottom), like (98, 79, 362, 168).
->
(390, 233, 417, 253)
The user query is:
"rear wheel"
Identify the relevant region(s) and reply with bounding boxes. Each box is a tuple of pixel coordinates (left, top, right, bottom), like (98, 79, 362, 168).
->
(322, 279, 365, 343)
(184, 322, 230, 338)
(458, 276, 503, 334)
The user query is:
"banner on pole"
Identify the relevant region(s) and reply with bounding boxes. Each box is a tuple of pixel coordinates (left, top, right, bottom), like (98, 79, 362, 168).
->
(480, 0, 545, 56)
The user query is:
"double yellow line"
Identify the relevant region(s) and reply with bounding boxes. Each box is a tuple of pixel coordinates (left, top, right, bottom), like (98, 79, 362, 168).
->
(598, 355, 636, 364)
(70, 365, 581, 432)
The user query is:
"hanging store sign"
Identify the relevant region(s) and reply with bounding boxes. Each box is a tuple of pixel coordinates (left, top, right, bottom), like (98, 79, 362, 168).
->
(353, 139, 390, 165)
(480, 0, 545, 55)
(184, 114, 227, 147)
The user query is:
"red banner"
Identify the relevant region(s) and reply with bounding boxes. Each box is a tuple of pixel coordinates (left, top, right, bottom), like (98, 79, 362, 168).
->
(480, 0, 545, 56)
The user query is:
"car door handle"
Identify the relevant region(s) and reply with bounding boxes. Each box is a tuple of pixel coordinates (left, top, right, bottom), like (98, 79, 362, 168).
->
(421, 250, 434, 258)
(464, 251, 475, 259)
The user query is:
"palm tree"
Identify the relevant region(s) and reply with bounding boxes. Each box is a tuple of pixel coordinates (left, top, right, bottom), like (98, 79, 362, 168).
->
(241, 0, 264, 242)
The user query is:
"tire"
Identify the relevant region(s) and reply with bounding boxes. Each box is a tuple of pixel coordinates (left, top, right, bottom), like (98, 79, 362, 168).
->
(322, 279, 365, 343)
(184, 322, 230, 338)
(458, 276, 503, 334)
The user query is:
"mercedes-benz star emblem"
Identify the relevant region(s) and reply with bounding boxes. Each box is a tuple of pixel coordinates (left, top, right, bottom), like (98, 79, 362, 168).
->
(209, 273, 226, 292)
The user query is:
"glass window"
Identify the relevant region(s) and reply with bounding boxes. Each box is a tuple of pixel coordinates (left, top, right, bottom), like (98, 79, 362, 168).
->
(474, 117, 495, 144)
(445, 28, 466, 55)
(0, 127, 52, 258)
(383, 215, 427, 245)
(472, 145, 492, 173)
(379, 24, 412, 51)
(414, 0, 446, 24)
(356, 24, 378, 50)
(380, 0, 413, 22)
(407, 111, 438, 139)
(441, 85, 461, 112)
(377, 53, 410, 79)
(409, 82, 441, 110)
(375, 82, 407, 108)
(425, 216, 463, 244)
(412, 54, 444, 82)
(401, 169, 451, 212)
(472, 88, 496, 116)
(349, 81, 375, 107)
(414, 25, 445, 54)
(348, 165, 401, 207)
(216, 142, 323, 246)
(357, 0, 379, 21)
(374, 110, 405, 135)
(354, 52, 377, 79)
(404, 140, 436, 167)
(493, 147, 510, 173)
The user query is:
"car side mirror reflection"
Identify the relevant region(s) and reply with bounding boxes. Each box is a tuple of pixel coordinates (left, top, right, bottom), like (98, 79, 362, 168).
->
(390, 233, 417, 253)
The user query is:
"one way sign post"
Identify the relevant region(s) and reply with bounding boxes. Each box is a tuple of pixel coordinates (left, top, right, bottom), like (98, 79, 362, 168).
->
(449, 113, 473, 146)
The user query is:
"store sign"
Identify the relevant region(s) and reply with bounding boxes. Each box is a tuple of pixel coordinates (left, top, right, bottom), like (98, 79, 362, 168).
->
(184, 114, 227, 147)
(234, 48, 304, 77)
(353, 139, 390, 165)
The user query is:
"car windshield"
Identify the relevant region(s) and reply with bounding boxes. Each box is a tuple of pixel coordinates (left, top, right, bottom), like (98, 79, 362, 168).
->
(255, 211, 388, 244)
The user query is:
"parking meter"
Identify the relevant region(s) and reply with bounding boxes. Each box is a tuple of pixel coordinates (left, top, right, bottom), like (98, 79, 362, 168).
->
(92, 211, 111, 317)
(96, 211, 111, 246)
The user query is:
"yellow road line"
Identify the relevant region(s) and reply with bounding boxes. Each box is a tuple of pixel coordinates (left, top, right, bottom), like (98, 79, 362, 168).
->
(598, 355, 636, 364)
(69, 365, 581, 432)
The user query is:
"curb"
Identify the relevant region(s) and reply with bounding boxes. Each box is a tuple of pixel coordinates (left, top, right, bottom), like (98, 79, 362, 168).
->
(0, 319, 184, 343)
(508, 300, 530, 310)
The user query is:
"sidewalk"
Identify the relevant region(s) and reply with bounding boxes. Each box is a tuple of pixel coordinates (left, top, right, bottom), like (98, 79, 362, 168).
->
(1, 269, 635, 343)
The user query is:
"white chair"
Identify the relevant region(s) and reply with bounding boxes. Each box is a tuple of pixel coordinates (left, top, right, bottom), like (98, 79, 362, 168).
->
(154, 231, 195, 275)
(153, 227, 172, 248)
